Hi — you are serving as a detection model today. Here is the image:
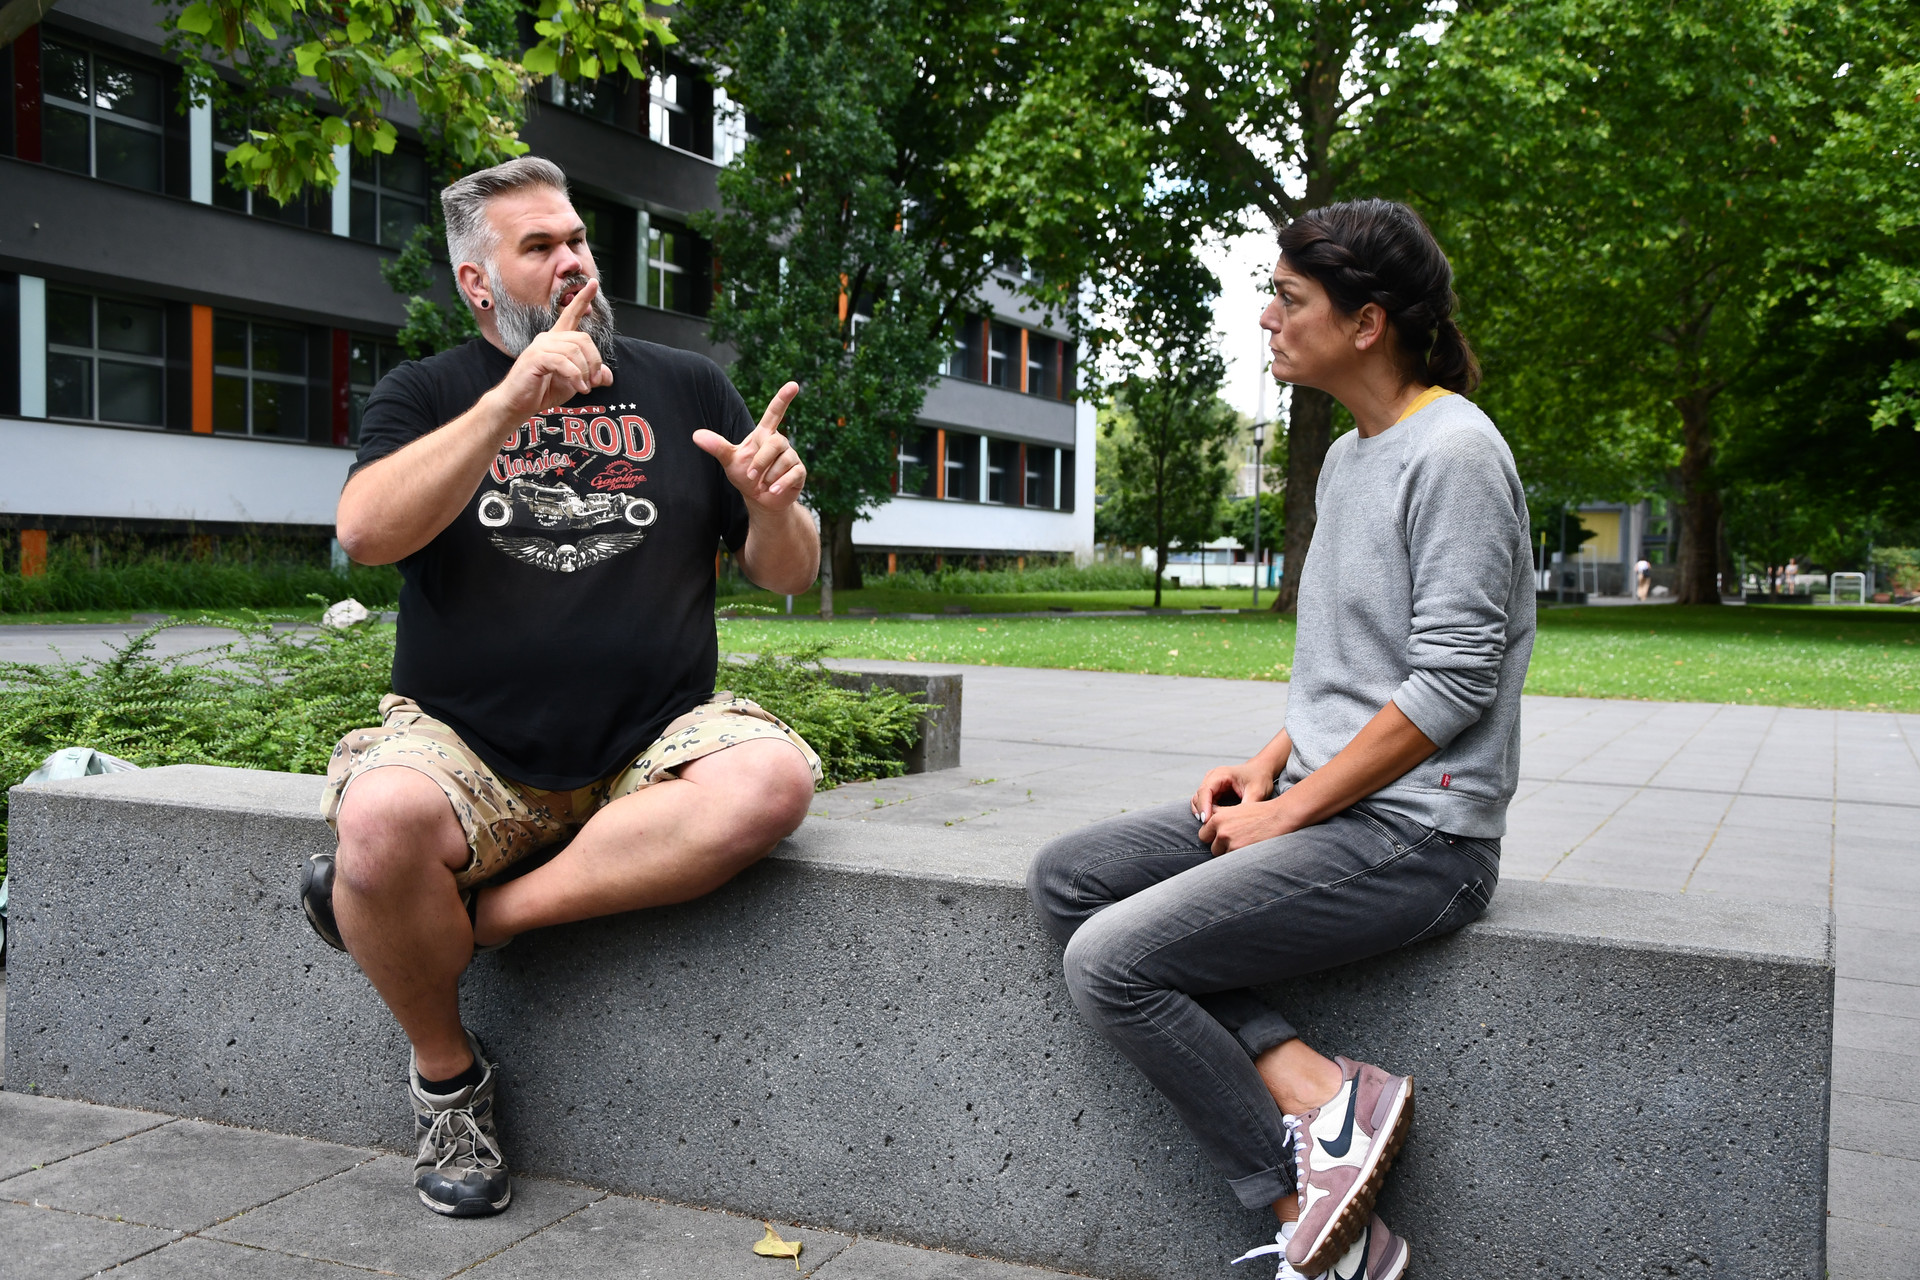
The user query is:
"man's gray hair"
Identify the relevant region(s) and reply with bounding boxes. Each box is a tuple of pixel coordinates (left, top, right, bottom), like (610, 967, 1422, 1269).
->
(440, 156, 571, 286)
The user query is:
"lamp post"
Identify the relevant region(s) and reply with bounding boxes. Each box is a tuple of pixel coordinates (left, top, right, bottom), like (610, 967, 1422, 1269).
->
(1251, 418, 1266, 608)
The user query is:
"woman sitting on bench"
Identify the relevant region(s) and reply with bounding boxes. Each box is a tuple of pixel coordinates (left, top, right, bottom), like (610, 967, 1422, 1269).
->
(1028, 199, 1535, 1279)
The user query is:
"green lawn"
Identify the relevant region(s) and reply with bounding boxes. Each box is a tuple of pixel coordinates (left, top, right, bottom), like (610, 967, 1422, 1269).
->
(719, 583, 1275, 614)
(719, 603, 1920, 713)
(0, 606, 331, 627)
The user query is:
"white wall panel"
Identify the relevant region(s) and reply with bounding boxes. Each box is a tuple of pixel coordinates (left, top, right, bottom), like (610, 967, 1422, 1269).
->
(0, 419, 352, 526)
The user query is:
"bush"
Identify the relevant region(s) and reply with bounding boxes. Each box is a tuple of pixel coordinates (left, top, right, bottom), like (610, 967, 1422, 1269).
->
(880, 562, 1156, 594)
(1872, 547, 1920, 594)
(0, 617, 923, 875)
(0, 562, 403, 615)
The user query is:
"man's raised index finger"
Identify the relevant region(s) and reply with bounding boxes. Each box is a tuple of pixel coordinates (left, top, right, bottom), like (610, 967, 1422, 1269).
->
(757, 381, 801, 434)
(553, 278, 598, 333)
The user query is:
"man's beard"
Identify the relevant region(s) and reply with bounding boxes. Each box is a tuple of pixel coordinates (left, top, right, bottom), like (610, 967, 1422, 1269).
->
(490, 267, 619, 363)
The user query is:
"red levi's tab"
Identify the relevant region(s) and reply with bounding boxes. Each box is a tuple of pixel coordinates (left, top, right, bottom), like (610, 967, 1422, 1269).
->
(1440, 773, 1452, 788)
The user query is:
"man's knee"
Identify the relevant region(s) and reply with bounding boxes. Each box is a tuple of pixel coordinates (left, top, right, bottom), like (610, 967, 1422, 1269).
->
(333, 767, 465, 894)
(1060, 908, 1135, 1019)
(682, 739, 815, 845)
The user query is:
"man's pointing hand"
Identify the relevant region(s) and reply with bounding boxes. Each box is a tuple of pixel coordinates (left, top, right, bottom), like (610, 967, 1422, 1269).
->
(693, 381, 806, 511)
(489, 278, 613, 422)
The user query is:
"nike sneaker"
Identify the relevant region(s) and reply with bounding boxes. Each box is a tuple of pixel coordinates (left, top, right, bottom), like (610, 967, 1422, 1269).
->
(1232, 1215, 1408, 1280)
(1284, 1057, 1414, 1273)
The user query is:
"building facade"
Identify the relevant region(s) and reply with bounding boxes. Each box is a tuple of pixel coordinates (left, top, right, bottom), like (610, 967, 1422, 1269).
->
(0, 3, 1092, 568)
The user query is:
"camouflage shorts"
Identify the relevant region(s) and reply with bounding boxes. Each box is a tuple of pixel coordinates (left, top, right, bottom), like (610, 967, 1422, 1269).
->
(321, 692, 822, 888)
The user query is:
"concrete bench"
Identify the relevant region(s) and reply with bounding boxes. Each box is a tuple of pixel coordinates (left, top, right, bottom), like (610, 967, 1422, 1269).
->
(5, 765, 1832, 1280)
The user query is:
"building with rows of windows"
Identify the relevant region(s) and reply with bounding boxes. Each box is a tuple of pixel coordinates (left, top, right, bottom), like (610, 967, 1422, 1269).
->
(0, 3, 1093, 572)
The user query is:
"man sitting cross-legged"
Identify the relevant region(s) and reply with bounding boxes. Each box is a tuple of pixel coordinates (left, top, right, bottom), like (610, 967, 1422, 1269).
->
(301, 156, 822, 1218)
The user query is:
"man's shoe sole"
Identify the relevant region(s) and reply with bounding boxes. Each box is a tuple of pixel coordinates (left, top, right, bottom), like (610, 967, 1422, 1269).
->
(418, 1183, 512, 1217)
(1296, 1080, 1414, 1275)
(300, 854, 347, 952)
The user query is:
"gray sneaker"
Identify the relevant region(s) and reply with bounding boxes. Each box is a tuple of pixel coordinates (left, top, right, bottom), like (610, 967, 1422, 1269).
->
(409, 1032, 511, 1216)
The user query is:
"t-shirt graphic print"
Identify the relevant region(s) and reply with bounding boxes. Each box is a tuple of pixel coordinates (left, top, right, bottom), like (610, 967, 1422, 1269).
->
(478, 402, 661, 573)
(352, 335, 755, 790)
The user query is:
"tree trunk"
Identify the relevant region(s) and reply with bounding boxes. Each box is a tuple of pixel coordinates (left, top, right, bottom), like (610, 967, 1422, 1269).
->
(818, 519, 835, 619)
(1718, 515, 1740, 602)
(828, 512, 862, 591)
(1674, 393, 1722, 605)
(1270, 385, 1334, 611)
(1154, 537, 1168, 607)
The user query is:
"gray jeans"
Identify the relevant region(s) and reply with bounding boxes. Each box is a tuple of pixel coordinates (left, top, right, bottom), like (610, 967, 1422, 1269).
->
(1027, 797, 1499, 1209)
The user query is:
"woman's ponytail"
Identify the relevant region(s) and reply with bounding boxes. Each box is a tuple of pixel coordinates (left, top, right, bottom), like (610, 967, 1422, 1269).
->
(1425, 314, 1480, 395)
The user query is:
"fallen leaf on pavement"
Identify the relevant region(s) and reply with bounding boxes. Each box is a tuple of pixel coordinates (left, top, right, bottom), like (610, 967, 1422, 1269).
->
(754, 1222, 804, 1269)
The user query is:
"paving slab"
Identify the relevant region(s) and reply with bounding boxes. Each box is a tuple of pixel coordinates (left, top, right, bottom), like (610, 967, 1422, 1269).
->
(1837, 977, 1920, 1020)
(103, 1235, 394, 1279)
(814, 1240, 1084, 1280)
(0, 1117, 366, 1231)
(1828, 1147, 1920, 1229)
(0, 1089, 171, 1180)
(0, 1198, 177, 1280)
(464, 1195, 855, 1279)
(206, 1154, 603, 1279)
(1823, 1216, 1920, 1280)
(1829, 1092, 1920, 1158)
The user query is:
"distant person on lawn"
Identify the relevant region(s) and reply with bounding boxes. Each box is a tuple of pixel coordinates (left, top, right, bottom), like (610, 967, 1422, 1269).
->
(1028, 200, 1535, 1280)
(300, 156, 822, 1218)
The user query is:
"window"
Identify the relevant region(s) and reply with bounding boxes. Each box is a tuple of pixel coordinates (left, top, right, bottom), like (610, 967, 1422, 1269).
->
(554, 75, 624, 126)
(649, 69, 690, 149)
(212, 110, 314, 226)
(643, 218, 704, 314)
(943, 430, 980, 502)
(897, 427, 937, 497)
(946, 316, 983, 380)
(1059, 449, 1076, 511)
(45, 288, 166, 426)
(576, 197, 637, 300)
(986, 437, 1019, 503)
(988, 322, 1018, 388)
(347, 334, 406, 445)
(213, 315, 311, 438)
(41, 40, 165, 191)
(349, 146, 429, 249)
(713, 87, 748, 164)
(1025, 446, 1056, 509)
(1027, 334, 1061, 397)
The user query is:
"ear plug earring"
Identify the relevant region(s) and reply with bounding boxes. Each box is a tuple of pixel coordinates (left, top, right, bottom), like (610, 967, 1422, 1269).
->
(480, 299, 491, 310)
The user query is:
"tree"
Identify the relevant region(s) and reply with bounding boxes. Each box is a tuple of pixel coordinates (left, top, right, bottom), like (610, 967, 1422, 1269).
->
(160, 0, 672, 202)
(680, 0, 1114, 614)
(1388, 0, 1898, 603)
(1099, 259, 1240, 607)
(680, 1, 947, 618)
(1221, 492, 1283, 560)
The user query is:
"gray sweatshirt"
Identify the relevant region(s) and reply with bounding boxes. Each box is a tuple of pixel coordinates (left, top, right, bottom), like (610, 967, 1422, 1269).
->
(1281, 392, 1535, 838)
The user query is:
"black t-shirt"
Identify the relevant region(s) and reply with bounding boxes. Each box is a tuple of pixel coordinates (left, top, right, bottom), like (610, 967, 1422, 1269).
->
(354, 336, 753, 788)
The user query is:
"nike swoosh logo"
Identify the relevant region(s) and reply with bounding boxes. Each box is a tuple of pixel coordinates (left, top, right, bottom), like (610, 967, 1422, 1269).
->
(1319, 1077, 1361, 1160)
(1333, 1227, 1371, 1280)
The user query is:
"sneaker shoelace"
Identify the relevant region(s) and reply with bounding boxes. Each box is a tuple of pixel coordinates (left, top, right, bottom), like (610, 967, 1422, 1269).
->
(1283, 1112, 1308, 1211)
(1231, 1230, 1318, 1279)
(423, 1103, 504, 1174)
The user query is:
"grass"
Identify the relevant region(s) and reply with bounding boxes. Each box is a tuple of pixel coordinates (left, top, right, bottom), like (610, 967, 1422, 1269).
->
(718, 602, 1920, 713)
(0, 606, 333, 627)
(719, 583, 1280, 614)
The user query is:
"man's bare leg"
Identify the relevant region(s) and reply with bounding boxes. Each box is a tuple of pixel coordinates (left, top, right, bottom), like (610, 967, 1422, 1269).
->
(331, 766, 476, 1080)
(472, 739, 815, 944)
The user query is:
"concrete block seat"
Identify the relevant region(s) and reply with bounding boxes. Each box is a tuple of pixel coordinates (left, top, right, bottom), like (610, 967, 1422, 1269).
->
(6, 765, 1832, 1280)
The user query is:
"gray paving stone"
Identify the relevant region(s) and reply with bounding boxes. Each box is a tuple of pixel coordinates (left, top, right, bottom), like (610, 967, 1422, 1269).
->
(1829, 1147, 1920, 1229)
(1824, 1215, 1920, 1280)
(104, 1235, 390, 1279)
(0, 1090, 172, 1180)
(1837, 901, 1920, 937)
(464, 1195, 854, 1279)
(1838, 977, 1920, 1021)
(207, 1154, 602, 1279)
(1833, 1008, 1920, 1057)
(814, 1240, 1082, 1280)
(1833, 1045, 1920, 1106)
(0, 1117, 366, 1231)
(0, 1199, 176, 1280)
(1830, 1092, 1920, 1159)
(1840, 927, 1920, 985)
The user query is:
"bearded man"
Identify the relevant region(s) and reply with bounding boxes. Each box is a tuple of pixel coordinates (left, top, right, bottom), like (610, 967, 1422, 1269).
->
(300, 156, 822, 1217)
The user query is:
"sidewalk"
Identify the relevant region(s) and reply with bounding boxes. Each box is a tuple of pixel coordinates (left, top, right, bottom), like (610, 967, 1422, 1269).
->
(4, 649, 1916, 1275)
